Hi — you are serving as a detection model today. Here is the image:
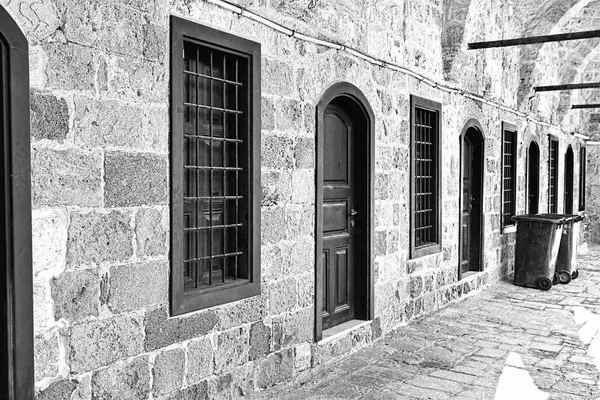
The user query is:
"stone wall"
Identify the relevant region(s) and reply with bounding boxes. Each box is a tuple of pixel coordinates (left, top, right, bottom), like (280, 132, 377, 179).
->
(1, 0, 589, 398)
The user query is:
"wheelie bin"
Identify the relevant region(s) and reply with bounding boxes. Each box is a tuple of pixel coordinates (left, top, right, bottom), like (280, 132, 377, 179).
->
(555, 214, 585, 284)
(512, 214, 566, 291)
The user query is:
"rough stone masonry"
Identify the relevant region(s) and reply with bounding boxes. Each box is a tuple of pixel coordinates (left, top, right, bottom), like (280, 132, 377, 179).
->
(1, 0, 592, 398)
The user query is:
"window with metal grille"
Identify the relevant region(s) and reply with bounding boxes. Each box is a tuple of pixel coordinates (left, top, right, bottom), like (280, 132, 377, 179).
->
(579, 146, 586, 211)
(501, 122, 517, 230)
(410, 95, 441, 259)
(549, 138, 559, 213)
(170, 17, 261, 315)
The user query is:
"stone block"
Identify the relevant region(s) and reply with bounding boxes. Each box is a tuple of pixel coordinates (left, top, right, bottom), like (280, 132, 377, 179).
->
(294, 343, 312, 372)
(208, 374, 234, 399)
(143, 23, 168, 62)
(410, 275, 423, 298)
(73, 97, 168, 152)
(91, 355, 150, 400)
(33, 279, 51, 333)
(273, 307, 312, 350)
(153, 348, 185, 396)
(375, 230, 387, 256)
(218, 294, 268, 330)
(297, 275, 314, 308)
(106, 55, 168, 102)
(268, 278, 298, 315)
(255, 348, 295, 388)
(30, 91, 68, 142)
(262, 207, 286, 244)
(34, 328, 60, 382)
(164, 381, 209, 400)
(32, 148, 102, 207)
(291, 170, 314, 204)
(262, 134, 294, 170)
(51, 269, 100, 321)
(135, 208, 167, 258)
(187, 337, 214, 384)
(294, 137, 315, 169)
(32, 208, 68, 276)
(285, 205, 314, 239)
(44, 42, 97, 92)
(66, 210, 134, 268)
(144, 307, 218, 351)
(262, 97, 275, 131)
(69, 314, 144, 373)
(104, 151, 168, 207)
(261, 170, 292, 207)
(249, 321, 271, 361)
(214, 328, 249, 374)
(290, 240, 314, 275)
(262, 58, 295, 97)
(36, 379, 77, 400)
(108, 260, 168, 313)
(275, 98, 303, 131)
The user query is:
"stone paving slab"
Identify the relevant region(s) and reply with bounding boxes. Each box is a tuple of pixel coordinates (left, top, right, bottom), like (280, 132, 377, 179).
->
(250, 246, 600, 399)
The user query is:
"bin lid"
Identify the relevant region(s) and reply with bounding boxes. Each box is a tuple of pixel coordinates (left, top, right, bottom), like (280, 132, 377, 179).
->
(549, 213, 585, 222)
(511, 214, 566, 224)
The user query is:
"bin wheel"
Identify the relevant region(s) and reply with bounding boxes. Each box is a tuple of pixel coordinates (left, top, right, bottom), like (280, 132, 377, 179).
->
(537, 277, 552, 291)
(572, 269, 579, 279)
(559, 270, 572, 284)
(553, 272, 560, 285)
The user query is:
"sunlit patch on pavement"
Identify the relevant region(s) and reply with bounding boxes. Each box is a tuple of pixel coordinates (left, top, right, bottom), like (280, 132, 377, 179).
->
(573, 306, 600, 372)
(494, 352, 549, 400)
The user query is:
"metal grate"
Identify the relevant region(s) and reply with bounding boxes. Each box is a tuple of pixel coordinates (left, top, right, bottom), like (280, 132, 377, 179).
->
(502, 129, 517, 226)
(414, 107, 437, 247)
(549, 139, 559, 213)
(579, 147, 586, 211)
(182, 40, 248, 291)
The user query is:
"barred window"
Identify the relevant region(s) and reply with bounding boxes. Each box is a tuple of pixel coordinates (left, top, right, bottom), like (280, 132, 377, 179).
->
(410, 95, 441, 259)
(170, 17, 261, 315)
(579, 146, 586, 211)
(501, 123, 517, 230)
(549, 138, 559, 213)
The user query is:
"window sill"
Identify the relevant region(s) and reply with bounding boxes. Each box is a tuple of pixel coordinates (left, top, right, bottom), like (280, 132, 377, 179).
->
(319, 319, 370, 344)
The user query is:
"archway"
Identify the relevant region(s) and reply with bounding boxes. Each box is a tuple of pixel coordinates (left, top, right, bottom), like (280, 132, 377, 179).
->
(459, 119, 485, 279)
(315, 82, 374, 341)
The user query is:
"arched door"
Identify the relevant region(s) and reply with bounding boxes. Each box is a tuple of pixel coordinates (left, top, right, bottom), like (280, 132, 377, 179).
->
(565, 145, 574, 214)
(315, 83, 374, 341)
(527, 142, 540, 214)
(1, 5, 34, 400)
(459, 121, 484, 278)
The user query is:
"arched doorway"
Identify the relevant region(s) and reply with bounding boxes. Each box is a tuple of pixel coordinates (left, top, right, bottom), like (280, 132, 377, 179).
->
(459, 119, 484, 279)
(565, 145, 574, 214)
(315, 82, 374, 341)
(1, 5, 34, 400)
(527, 141, 540, 214)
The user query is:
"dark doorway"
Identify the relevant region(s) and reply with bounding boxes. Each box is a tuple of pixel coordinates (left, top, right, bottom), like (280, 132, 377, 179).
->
(565, 145, 574, 214)
(315, 83, 374, 341)
(1, 5, 34, 400)
(527, 141, 540, 214)
(459, 121, 484, 278)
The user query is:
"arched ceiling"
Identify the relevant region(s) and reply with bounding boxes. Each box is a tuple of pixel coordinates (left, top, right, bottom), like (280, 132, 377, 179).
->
(443, 0, 600, 133)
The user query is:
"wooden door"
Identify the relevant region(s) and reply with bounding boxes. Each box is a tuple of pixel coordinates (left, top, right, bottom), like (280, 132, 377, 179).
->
(460, 135, 473, 274)
(528, 143, 540, 214)
(565, 147, 574, 214)
(322, 104, 355, 330)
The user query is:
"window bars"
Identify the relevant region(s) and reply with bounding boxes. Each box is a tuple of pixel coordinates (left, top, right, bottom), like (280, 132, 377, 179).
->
(414, 107, 438, 247)
(182, 40, 248, 290)
(502, 127, 517, 227)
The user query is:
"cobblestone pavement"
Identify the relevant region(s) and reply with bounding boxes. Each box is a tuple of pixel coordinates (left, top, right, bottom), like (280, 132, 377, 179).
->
(250, 245, 600, 399)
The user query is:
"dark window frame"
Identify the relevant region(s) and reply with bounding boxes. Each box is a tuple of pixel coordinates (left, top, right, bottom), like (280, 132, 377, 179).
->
(501, 122, 517, 231)
(579, 146, 586, 211)
(170, 16, 261, 315)
(548, 137, 559, 214)
(409, 95, 442, 259)
(1, 5, 34, 399)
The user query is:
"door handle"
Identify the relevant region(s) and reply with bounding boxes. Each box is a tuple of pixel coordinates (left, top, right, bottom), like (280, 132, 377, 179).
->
(349, 209, 358, 216)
